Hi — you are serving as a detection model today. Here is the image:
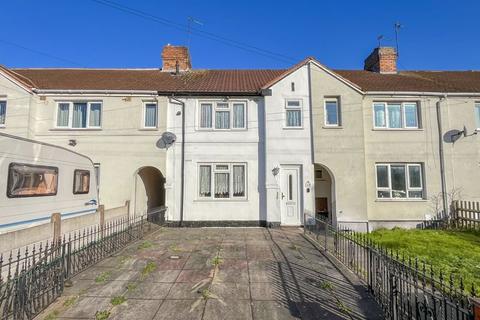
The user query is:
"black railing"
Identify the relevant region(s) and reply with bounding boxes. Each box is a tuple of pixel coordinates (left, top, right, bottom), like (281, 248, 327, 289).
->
(0, 211, 164, 320)
(304, 212, 476, 320)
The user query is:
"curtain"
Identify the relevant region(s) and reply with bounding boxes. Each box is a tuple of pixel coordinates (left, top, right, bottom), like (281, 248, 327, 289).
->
(390, 165, 406, 198)
(286, 110, 301, 127)
(72, 103, 87, 128)
(89, 103, 102, 127)
(374, 104, 386, 127)
(200, 104, 212, 128)
(387, 104, 402, 128)
(233, 165, 245, 197)
(0, 101, 6, 125)
(475, 105, 480, 128)
(215, 111, 230, 129)
(57, 103, 70, 127)
(144, 103, 157, 127)
(404, 104, 418, 128)
(233, 104, 245, 128)
(214, 172, 229, 198)
(199, 165, 211, 197)
(325, 101, 338, 125)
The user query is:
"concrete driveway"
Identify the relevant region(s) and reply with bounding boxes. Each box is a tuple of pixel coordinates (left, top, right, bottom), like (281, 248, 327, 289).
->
(36, 227, 383, 320)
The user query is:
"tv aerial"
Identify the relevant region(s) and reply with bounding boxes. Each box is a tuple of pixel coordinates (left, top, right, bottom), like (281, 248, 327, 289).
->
(156, 132, 177, 149)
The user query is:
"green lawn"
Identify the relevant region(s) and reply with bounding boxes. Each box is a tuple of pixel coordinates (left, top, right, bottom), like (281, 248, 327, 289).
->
(367, 228, 480, 292)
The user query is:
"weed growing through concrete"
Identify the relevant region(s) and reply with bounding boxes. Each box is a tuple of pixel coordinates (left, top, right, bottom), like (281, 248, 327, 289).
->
(110, 296, 126, 306)
(141, 261, 157, 278)
(320, 281, 333, 290)
(169, 243, 182, 252)
(126, 282, 137, 292)
(95, 310, 110, 320)
(63, 296, 77, 307)
(211, 255, 223, 267)
(201, 288, 212, 300)
(95, 271, 111, 283)
(138, 241, 153, 250)
(44, 310, 59, 320)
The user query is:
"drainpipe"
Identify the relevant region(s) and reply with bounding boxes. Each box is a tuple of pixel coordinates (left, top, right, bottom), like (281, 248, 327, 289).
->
(169, 96, 185, 227)
(436, 96, 449, 220)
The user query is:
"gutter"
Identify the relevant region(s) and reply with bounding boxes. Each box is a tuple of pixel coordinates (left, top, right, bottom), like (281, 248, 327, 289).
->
(365, 91, 480, 97)
(169, 95, 186, 227)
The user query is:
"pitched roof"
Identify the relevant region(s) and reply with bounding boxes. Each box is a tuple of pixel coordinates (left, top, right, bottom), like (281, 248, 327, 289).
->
(334, 70, 480, 93)
(4, 65, 480, 94)
(11, 68, 286, 94)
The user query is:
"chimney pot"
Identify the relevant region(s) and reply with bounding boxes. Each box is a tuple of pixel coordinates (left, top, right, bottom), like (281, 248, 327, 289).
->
(162, 45, 191, 72)
(364, 47, 397, 73)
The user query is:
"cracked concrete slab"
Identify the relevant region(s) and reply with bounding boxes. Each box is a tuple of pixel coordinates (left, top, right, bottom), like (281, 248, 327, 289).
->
(35, 227, 383, 320)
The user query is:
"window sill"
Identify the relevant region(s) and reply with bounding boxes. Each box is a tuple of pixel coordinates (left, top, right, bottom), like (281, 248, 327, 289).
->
(50, 128, 102, 131)
(375, 198, 427, 202)
(0, 125, 5, 129)
(372, 128, 423, 132)
(322, 126, 343, 129)
(282, 127, 304, 130)
(196, 128, 248, 132)
(193, 198, 249, 203)
(138, 128, 159, 131)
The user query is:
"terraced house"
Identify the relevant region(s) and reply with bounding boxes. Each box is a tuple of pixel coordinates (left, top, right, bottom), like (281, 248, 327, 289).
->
(1, 44, 479, 231)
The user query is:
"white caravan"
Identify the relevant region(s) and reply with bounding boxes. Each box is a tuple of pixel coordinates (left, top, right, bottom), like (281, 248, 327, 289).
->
(0, 133, 98, 233)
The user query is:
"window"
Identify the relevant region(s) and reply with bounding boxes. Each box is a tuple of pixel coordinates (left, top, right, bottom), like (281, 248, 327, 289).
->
(324, 98, 340, 126)
(475, 103, 480, 129)
(285, 99, 302, 128)
(373, 102, 419, 129)
(376, 163, 424, 199)
(7, 163, 58, 198)
(0, 101, 6, 126)
(315, 169, 323, 180)
(56, 102, 102, 129)
(199, 101, 246, 130)
(73, 170, 90, 194)
(144, 103, 158, 128)
(198, 163, 246, 199)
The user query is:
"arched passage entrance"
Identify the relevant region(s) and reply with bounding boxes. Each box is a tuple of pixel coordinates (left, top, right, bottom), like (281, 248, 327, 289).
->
(314, 164, 336, 224)
(134, 166, 165, 216)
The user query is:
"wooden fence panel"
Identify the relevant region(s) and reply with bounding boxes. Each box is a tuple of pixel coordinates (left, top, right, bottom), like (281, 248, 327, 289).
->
(453, 200, 480, 230)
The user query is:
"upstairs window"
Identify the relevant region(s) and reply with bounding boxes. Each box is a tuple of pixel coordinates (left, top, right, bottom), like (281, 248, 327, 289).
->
(376, 163, 424, 199)
(199, 101, 246, 130)
(285, 99, 302, 128)
(7, 163, 58, 198)
(73, 170, 90, 194)
(56, 102, 102, 129)
(475, 103, 480, 129)
(0, 101, 6, 126)
(373, 102, 419, 129)
(143, 102, 158, 128)
(324, 98, 340, 126)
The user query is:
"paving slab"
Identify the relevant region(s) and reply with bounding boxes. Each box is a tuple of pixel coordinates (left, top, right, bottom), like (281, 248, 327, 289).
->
(35, 227, 383, 320)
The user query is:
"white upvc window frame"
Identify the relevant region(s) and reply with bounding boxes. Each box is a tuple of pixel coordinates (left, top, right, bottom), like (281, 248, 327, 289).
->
(55, 101, 103, 129)
(197, 162, 247, 201)
(142, 101, 158, 129)
(373, 102, 420, 130)
(0, 100, 6, 127)
(375, 163, 424, 200)
(324, 97, 340, 127)
(475, 102, 480, 130)
(284, 98, 303, 129)
(197, 100, 247, 131)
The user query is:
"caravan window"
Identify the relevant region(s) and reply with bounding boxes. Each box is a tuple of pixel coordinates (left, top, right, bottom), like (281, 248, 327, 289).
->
(7, 163, 58, 198)
(73, 170, 90, 194)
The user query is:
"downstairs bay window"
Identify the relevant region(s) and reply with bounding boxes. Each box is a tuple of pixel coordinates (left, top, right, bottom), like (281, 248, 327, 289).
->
(198, 163, 247, 200)
(376, 163, 424, 199)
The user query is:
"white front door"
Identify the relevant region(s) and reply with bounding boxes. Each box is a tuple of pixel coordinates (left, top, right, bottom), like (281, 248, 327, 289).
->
(280, 165, 302, 226)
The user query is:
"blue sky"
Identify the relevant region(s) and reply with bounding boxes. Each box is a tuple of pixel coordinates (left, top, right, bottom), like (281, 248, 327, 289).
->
(0, 0, 478, 70)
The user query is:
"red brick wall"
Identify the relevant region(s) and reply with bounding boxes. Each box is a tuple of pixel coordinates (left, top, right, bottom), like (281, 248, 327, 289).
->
(161, 45, 192, 72)
(364, 47, 397, 73)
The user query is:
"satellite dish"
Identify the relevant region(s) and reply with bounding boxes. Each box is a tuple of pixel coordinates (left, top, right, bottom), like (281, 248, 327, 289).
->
(443, 129, 462, 143)
(156, 132, 177, 149)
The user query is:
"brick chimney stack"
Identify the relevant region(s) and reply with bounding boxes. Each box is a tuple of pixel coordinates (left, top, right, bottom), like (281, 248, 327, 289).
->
(161, 44, 192, 73)
(364, 47, 397, 74)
